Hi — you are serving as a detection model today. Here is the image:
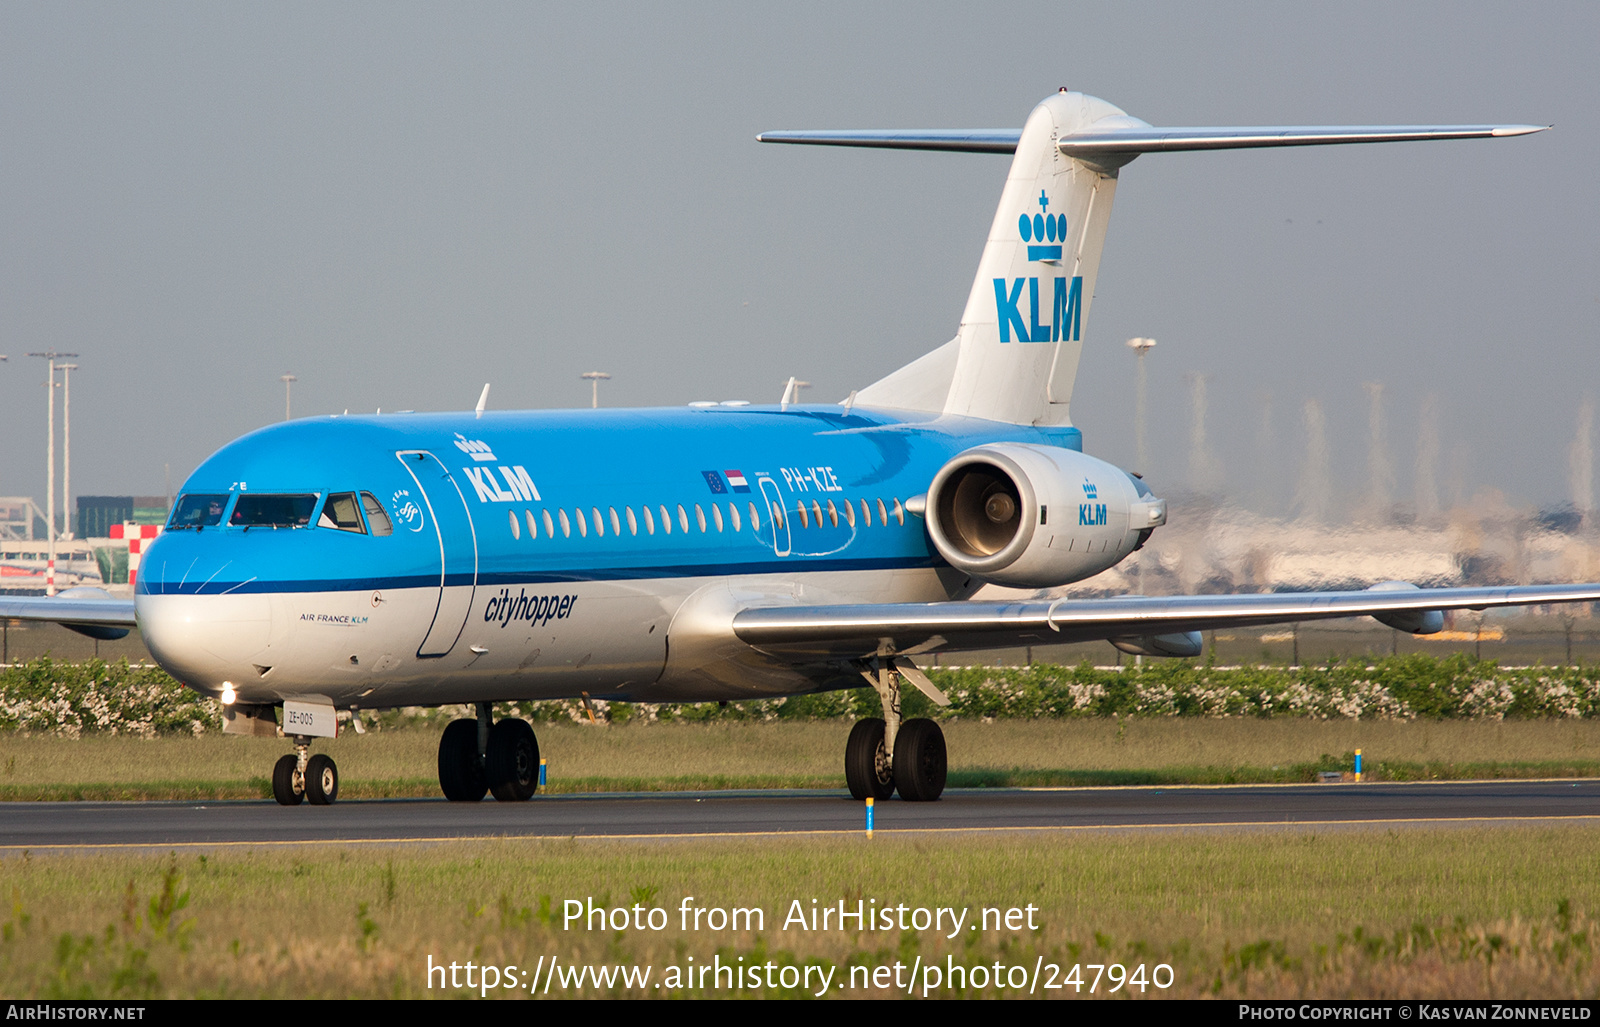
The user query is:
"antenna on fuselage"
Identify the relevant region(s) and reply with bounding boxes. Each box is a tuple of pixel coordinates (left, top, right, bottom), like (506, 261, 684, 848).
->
(779, 377, 810, 412)
(475, 383, 490, 419)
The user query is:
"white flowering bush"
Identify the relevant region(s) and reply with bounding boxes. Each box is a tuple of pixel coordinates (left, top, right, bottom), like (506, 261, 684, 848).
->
(6, 654, 1600, 734)
(0, 659, 219, 736)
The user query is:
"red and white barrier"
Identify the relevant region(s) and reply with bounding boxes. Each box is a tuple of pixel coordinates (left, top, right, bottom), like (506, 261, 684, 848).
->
(109, 523, 161, 588)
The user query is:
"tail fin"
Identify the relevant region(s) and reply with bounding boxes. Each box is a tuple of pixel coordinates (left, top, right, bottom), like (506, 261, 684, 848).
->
(761, 96, 1545, 426)
(943, 92, 1125, 425)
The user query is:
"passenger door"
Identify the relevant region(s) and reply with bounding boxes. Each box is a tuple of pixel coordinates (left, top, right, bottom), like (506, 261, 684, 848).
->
(395, 451, 479, 657)
(757, 476, 790, 557)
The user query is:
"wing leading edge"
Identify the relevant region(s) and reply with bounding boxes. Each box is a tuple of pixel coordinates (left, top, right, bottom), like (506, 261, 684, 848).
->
(732, 585, 1600, 660)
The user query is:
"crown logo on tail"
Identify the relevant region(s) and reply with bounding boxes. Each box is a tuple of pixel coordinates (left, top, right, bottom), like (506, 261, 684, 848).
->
(1019, 189, 1066, 262)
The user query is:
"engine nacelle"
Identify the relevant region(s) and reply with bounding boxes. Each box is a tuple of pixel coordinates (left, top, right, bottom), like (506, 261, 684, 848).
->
(924, 443, 1166, 588)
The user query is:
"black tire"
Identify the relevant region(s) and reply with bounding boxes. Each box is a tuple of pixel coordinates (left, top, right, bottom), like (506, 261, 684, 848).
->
(305, 753, 339, 805)
(438, 718, 487, 801)
(893, 718, 947, 802)
(845, 718, 895, 800)
(486, 718, 540, 802)
(272, 753, 303, 806)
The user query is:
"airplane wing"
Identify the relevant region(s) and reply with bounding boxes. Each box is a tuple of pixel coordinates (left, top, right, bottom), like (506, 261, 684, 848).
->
(733, 584, 1600, 660)
(0, 593, 137, 637)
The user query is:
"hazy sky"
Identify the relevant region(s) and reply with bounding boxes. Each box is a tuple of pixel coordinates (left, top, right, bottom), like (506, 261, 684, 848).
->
(1, 2, 1595, 517)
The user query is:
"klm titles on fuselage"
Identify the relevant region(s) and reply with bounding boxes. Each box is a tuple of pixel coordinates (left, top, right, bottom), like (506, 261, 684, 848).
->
(994, 191, 1082, 344)
(453, 434, 541, 504)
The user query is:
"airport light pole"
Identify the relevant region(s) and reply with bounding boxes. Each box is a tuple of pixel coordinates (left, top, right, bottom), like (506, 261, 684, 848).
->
(26, 350, 76, 595)
(59, 363, 77, 540)
(280, 374, 297, 421)
(580, 372, 610, 409)
(1126, 338, 1156, 475)
(1125, 338, 1156, 608)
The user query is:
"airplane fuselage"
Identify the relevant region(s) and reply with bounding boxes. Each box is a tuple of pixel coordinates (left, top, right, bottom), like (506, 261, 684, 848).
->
(136, 404, 1142, 709)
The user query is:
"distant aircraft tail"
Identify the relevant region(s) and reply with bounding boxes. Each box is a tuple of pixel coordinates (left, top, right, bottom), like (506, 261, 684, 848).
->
(761, 93, 1544, 427)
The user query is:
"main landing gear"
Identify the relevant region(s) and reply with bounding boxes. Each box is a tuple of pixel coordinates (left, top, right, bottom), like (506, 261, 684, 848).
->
(438, 701, 540, 801)
(272, 737, 339, 806)
(845, 657, 947, 802)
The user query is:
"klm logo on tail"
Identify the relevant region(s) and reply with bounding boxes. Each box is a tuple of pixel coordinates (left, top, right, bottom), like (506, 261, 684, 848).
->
(994, 275, 1081, 343)
(994, 191, 1081, 343)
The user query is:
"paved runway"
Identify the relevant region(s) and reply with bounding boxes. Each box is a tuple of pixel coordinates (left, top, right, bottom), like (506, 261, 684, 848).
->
(4, 780, 1600, 851)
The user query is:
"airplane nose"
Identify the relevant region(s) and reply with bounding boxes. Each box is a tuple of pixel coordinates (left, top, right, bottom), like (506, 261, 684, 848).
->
(137, 592, 274, 689)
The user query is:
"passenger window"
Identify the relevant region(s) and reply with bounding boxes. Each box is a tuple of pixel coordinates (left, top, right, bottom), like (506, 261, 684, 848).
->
(812, 500, 823, 526)
(876, 498, 888, 525)
(626, 507, 637, 536)
(319, 493, 366, 533)
(826, 500, 838, 527)
(796, 502, 809, 529)
(591, 507, 604, 537)
(695, 504, 707, 532)
(559, 509, 571, 538)
(526, 510, 539, 539)
(728, 503, 740, 532)
(361, 493, 393, 536)
(575, 508, 588, 537)
(860, 499, 872, 526)
(892, 498, 904, 526)
(644, 505, 656, 535)
(659, 505, 672, 534)
(543, 509, 556, 538)
(508, 509, 520, 539)
(771, 502, 783, 529)
(748, 502, 759, 531)
(609, 507, 621, 535)
(677, 504, 689, 533)
(843, 500, 855, 528)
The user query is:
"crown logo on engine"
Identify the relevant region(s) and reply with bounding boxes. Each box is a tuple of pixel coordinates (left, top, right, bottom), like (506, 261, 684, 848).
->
(1018, 190, 1066, 262)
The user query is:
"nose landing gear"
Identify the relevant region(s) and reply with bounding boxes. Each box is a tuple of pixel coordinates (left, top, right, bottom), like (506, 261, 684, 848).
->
(271, 737, 340, 806)
(438, 701, 541, 802)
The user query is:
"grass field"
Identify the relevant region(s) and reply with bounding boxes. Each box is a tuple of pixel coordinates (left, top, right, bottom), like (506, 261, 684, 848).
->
(7, 718, 1600, 800)
(6, 826, 1600, 998)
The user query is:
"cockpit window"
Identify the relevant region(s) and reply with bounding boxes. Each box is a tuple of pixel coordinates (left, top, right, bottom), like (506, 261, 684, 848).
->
(231, 494, 318, 528)
(318, 493, 366, 533)
(169, 493, 230, 529)
(360, 492, 393, 536)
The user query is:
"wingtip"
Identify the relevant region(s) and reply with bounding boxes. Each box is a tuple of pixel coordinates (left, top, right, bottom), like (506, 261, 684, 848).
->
(1490, 124, 1551, 137)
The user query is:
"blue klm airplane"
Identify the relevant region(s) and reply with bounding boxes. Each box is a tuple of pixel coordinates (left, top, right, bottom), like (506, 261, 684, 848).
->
(4, 91, 1593, 807)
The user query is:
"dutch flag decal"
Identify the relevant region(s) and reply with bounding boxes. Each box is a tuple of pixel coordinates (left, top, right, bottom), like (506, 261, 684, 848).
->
(725, 470, 751, 493)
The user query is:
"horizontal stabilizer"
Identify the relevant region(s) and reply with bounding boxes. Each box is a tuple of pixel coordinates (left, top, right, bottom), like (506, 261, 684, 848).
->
(764, 92, 1549, 428)
(756, 129, 1021, 153)
(1057, 124, 1548, 159)
(757, 124, 1546, 158)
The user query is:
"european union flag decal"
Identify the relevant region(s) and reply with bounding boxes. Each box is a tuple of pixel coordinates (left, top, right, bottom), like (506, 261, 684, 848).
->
(702, 470, 728, 494)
